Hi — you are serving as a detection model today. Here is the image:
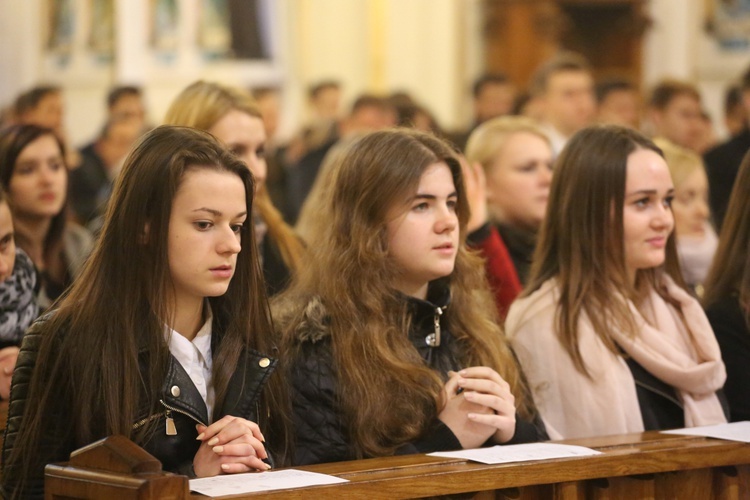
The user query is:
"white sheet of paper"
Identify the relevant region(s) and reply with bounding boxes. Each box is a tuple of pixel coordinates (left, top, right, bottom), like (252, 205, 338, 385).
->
(427, 443, 601, 465)
(189, 469, 349, 496)
(662, 421, 750, 442)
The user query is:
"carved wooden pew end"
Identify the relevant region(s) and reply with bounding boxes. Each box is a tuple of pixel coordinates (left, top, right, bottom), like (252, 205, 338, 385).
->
(44, 435, 189, 500)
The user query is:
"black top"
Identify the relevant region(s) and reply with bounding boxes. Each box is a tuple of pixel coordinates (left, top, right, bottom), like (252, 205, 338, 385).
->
(69, 143, 112, 225)
(261, 232, 291, 297)
(704, 128, 750, 230)
(284, 137, 338, 224)
(496, 223, 536, 286)
(705, 295, 750, 422)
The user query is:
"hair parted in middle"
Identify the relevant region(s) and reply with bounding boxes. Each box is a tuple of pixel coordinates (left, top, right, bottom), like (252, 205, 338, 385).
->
(276, 128, 531, 458)
(5, 125, 289, 484)
(163, 80, 304, 273)
(0, 124, 68, 269)
(525, 124, 684, 376)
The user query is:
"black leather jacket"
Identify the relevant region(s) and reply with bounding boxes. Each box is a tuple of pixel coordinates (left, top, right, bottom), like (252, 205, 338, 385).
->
(1, 317, 277, 500)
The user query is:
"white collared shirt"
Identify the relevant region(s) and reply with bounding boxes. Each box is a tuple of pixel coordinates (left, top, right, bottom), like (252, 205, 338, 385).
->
(539, 123, 569, 158)
(166, 309, 215, 423)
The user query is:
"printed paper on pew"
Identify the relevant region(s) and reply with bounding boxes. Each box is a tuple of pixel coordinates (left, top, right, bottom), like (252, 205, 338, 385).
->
(662, 421, 750, 443)
(189, 469, 349, 496)
(428, 442, 600, 465)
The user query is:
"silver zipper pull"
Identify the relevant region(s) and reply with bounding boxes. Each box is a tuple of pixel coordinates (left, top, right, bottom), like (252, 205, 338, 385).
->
(426, 307, 443, 347)
(165, 410, 177, 436)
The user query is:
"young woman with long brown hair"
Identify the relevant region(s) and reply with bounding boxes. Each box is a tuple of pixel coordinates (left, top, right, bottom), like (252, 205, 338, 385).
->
(703, 150, 750, 422)
(506, 125, 727, 440)
(0, 124, 93, 309)
(2, 126, 288, 499)
(163, 80, 304, 295)
(274, 129, 544, 466)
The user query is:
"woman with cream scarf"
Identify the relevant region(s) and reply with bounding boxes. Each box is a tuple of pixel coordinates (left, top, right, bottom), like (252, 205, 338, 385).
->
(506, 125, 727, 440)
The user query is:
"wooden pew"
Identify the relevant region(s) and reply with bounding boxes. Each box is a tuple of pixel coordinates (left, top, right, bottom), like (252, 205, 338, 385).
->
(44, 431, 750, 499)
(45, 435, 189, 500)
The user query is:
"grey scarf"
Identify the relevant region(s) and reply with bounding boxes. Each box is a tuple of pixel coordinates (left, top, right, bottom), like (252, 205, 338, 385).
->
(0, 249, 39, 344)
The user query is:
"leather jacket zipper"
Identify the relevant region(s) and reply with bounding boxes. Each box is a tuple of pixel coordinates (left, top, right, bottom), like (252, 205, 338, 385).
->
(132, 401, 208, 436)
(132, 401, 209, 434)
(160, 399, 208, 436)
(132, 412, 162, 431)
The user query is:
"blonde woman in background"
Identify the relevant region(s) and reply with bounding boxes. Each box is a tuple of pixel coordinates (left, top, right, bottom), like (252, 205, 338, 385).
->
(653, 138, 717, 294)
(464, 116, 553, 285)
(164, 81, 304, 295)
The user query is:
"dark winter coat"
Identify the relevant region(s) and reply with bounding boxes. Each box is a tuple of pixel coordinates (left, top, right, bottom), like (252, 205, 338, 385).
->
(280, 287, 546, 466)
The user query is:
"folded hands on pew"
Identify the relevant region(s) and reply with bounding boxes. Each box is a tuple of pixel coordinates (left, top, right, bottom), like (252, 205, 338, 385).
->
(193, 415, 270, 477)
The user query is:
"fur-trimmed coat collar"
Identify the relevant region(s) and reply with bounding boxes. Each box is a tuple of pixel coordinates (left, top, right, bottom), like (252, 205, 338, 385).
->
(273, 295, 330, 344)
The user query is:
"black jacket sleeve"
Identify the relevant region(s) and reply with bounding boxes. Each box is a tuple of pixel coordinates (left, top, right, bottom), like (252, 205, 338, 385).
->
(705, 297, 750, 422)
(2, 320, 75, 500)
(399, 409, 548, 454)
(395, 419, 461, 455)
(506, 412, 548, 444)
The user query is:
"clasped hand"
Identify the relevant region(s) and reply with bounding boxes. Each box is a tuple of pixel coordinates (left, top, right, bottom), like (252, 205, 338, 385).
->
(438, 366, 516, 449)
(193, 415, 269, 477)
(0, 346, 19, 400)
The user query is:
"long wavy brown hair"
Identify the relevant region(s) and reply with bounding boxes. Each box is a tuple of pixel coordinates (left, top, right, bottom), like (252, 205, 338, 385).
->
(163, 80, 304, 273)
(525, 125, 684, 376)
(276, 129, 531, 458)
(703, 150, 750, 319)
(4, 126, 288, 498)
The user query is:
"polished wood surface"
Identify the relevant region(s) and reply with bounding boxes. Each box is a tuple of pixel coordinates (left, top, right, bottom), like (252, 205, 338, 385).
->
(42, 431, 750, 499)
(193, 432, 750, 499)
(483, 0, 649, 88)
